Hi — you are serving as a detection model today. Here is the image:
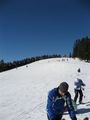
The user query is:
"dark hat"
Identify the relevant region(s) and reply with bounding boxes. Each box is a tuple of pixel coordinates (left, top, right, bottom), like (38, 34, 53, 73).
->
(59, 82, 69, 93)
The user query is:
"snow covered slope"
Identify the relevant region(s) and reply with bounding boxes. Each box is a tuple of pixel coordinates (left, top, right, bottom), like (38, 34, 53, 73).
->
(0, 58, 90, 120)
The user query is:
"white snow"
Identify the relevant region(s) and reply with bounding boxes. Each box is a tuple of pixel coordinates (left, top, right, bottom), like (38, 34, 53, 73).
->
(0, 58, 90, 120)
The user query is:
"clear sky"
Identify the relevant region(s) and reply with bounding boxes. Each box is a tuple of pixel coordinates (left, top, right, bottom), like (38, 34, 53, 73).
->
(0, 0, 90, 62)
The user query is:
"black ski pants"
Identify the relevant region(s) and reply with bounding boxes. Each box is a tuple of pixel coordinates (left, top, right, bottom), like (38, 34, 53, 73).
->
(74, 89, 83, 103)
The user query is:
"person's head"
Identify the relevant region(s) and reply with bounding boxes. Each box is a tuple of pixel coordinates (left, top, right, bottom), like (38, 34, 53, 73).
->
(58, 82, 69, 96)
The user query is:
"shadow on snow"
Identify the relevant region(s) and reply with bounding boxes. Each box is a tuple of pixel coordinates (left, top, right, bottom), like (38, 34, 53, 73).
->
(77, 108, 90, 114)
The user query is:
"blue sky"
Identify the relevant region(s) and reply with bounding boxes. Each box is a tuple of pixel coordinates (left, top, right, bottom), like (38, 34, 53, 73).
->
(0, 0, 90, 62)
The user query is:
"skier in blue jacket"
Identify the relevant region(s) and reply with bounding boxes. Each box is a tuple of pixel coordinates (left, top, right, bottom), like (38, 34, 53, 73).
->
(46, 82, 77, 120)
(74, 78, 85, 104)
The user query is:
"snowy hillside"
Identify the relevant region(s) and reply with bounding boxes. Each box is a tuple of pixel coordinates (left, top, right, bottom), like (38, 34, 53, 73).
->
(0, 58, 90, 120)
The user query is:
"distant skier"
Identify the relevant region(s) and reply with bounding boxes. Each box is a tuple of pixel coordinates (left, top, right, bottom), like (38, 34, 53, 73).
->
(77, 68, 81, 73)
(46, 82, 77, 120)
(74, 78, 86, 104)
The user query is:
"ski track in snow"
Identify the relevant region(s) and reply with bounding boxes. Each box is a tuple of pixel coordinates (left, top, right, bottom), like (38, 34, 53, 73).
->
(0, 58, 90, 120)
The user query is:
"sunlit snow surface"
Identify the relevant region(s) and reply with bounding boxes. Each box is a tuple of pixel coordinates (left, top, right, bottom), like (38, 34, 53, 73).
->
(0, 58, 90, 120)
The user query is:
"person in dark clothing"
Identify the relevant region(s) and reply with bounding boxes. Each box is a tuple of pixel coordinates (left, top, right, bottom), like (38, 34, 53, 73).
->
(74, 78, 86, 104)
(77, 68, 81, 73)
(46, 82, 77, 120)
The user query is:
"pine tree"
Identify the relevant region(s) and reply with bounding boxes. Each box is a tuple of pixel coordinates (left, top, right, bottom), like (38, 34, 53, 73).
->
(72, 36, 90, 62)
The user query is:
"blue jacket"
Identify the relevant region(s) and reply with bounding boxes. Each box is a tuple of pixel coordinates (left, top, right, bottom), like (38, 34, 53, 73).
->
(74, 79, 85, 90)
(47, 87, 76, 120)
